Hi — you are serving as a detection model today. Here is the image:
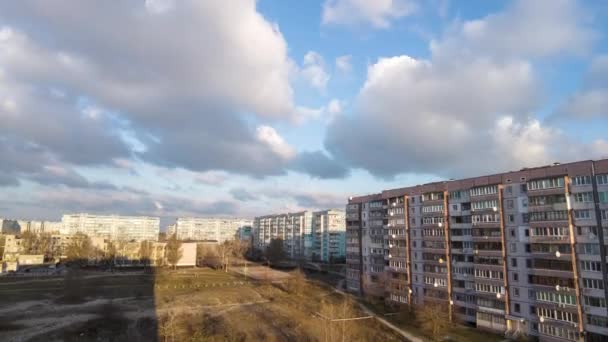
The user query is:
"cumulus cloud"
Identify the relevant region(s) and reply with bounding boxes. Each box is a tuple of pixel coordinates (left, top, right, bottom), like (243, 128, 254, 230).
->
(256, 126, 296, 160)
(290, 150, 350, 179)
(293, 98, 344, 124)
(325, 0, 603, 179)
(335, 55, 352, 73)
(0, 1, 295, 180)
(301, 51, 330, 92)
(322, 0, 417, 29)
(431, 0, 596, 60)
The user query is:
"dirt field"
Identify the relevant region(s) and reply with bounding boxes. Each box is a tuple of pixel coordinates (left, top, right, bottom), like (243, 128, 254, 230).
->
(0, 267, 405, 341)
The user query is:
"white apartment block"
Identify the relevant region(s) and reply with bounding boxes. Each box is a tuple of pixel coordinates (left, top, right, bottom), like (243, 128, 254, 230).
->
(173, 218, 252, 243)
(312, 209, 346, 263)
(253, 211, 313, 260)
(254, 210, 346, 262)
(61, 213, 160, 242)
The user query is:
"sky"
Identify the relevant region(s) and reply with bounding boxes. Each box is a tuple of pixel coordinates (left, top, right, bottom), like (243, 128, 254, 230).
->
(0, 0, 607, 227)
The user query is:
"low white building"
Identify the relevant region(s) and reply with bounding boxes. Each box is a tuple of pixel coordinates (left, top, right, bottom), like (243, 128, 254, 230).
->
(173, 218, 252, 243)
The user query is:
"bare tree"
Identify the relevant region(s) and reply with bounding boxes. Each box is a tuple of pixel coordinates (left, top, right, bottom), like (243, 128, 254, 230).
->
(265, 238, 285, 266)
(165, 234, 182, 270)
(65, 233, 94, 266)
(416, 302, 450, 341)
(139, 240, 152, 266)
(216, 241, 233, 273)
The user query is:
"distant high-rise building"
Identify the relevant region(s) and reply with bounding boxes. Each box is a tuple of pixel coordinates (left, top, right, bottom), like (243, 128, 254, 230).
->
(346, 158, 608, 341)
(61, 213, 160, 242)
(253, 209, 346, 262)
(173, 218, 252, 243)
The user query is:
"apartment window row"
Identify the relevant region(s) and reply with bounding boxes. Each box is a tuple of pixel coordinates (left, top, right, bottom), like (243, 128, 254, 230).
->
(531, 243, 571, 254)
(474, 269, 503, 280)
(535, 291, 576, 306)
(538, 324, 578, 341)
(390, 294, 408, 303)
(574, 209, 592, 220)
(528, 177, 565, 191)
(577, 243, 600, 255)
(472, 213, 500, 223)
(529, 194, 566, 206)
(422, 253, 446, 262)
(424, 276, 447, 287)
(529, 211, 568, 222)
(587, 314, 608, 328)
(475, 283, 502, 294)
(572, 175, 592, 186)
(477, 298, 505, 310)
(584, 296, 607, 308)
(423, 265, 447, 273)
(422, 216, 444, 225)
(422, 241, 446, 249)
(580, 260, 603, 272)
(470, 185, 498, 197)
(450, 228, 472, 236)
(422, 205, 443, 213)
(389, 260, 406, 269)
(477, 312, 506, 325)
(451, 215, 472, 224)
(597, 174, 608, 185)
(388, 207, 404, 215)
(582, 278, 604, 290)
(573, 192, 593, 203)
(452, 267, 473, 275)
(529, 275, 574, 287)
(450, 190, 463, 199)
(472, 199, 498, 211)
(530, 226, 568, 237)
(537, 307, 577, 323)
(370, 266, 384, 273)
(422, 192, 444, 202)
(474, 256, 503, 266)
(422, 228, 444, 236)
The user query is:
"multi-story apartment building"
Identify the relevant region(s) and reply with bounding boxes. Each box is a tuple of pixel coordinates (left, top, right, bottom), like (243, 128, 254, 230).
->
(173, 218, 252, 243)
(312, 209, 346, 263)
(61, 214, 160, 242)
(346, 159, 608, 342)
(253, 209, 346, 262)
(253, 211, 312, 260)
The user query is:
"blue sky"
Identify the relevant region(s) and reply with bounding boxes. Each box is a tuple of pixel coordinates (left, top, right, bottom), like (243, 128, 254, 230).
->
(0, 0, 607, 227)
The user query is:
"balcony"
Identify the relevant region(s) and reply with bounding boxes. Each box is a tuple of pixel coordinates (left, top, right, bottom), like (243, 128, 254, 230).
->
(528, 234, 569, 243)
(528, 203, 568, 213)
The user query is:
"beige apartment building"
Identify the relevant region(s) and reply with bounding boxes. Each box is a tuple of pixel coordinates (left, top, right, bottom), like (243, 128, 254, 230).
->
(172, 217, 252, 243)
(346, 159, 608, 342)
(61, 214, 160, 242)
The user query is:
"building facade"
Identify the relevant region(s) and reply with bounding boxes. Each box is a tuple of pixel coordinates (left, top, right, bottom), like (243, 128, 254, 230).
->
(312, 209, 346, 263)
(253, 209, 346, 262)
(61, 214, 160, 242)
(173, 218, 252, 243)
(346, 159, 608, 341)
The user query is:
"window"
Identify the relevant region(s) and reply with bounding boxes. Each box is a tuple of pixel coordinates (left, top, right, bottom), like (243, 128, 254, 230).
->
(574, 210, 591, 220)
(513, 273, 519, 282)
(573, 192, 593, 203)
(450, 191, 462, 199)
(508, 214, 514, 223)
(511, 258, 517, 267)
(514, 288, 520, 297)
(583, 278, 604, 290)
(470, 185, 498, 197)
(514, 303, 520, 313)
(528, 177, 565, 190)
(510, 229, 515, 237)
(452, 204, 458, 211)
(580, 260, 602, 272)
(510, 243, 517, 252)
(472, 199, 498, 211)
(507, 186, 513, 194)
(572, 175, 592, 185)
(600, 192, 608, 204)
(584, 296, 606, 308)
(506, 199, 514, 209)
(596, 174, 608, 185)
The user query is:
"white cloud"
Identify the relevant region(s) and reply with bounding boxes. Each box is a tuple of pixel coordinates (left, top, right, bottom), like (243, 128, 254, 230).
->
(293, 98, 344, 124)
(431, 0, 596, 60)
(0, 1, 296, 178)
(322, 0, 417, 29)
(335, 55, 352, 73)
(301, 51, 330, 92)
(324, 0, 603, 179)
(256, 126, 295, 160)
